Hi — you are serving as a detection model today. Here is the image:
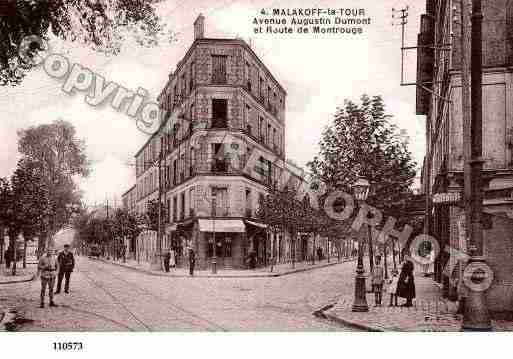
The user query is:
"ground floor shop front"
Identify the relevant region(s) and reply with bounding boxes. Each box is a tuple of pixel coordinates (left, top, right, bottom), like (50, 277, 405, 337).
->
(132, 218, 334, 270)
(429, 171, 513, 313)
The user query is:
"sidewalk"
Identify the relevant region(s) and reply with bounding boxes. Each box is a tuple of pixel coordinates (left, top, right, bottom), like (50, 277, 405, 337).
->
(0, 263, 37, 285)
(97, 256, 356, 278)
(323, 273, 513, 331)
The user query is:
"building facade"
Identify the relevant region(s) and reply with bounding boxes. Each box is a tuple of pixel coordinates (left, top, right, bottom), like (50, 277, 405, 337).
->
(126, 15, 319, 270)
(122, 185, 137, 215)
(416, 0, 513, 312)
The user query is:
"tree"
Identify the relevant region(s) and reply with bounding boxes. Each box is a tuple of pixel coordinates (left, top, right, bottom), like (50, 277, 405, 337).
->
(317, 199, 353, 262)
(111, 207, 142, 260)
(257, 186, 305, 267)
(145, 199, 166, 231)
(308, 95, 418, 267)
(308, 95, 417, 206)
(17, 120, 89, 252)
(0, 177, 17, 273)
(10, 159, 47, 267)
(0, 0, 175, 85)
(73, 207, 142, 260)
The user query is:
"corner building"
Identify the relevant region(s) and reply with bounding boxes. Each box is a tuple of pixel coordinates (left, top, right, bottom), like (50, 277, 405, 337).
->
(416, 0, 513, 312)
(131, 15, 307, 270)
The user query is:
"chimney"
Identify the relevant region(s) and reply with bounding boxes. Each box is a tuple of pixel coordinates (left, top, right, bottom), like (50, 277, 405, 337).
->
(194, 14, 205, 40)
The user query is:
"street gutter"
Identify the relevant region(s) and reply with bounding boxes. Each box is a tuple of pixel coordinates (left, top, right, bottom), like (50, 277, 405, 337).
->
(0, 273, 36, 285)
(97, 258, 355, 278)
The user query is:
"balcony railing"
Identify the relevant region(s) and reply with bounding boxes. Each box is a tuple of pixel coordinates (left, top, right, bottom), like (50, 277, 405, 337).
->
(212, 206, 230, 217)
(212, 74, 227, 84)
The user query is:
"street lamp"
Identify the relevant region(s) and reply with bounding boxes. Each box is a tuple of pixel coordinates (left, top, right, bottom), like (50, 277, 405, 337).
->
(352, 176, 370, 312)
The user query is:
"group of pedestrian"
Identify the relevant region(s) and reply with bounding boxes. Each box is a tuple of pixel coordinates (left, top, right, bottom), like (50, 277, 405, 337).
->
(371, 256, 416, 307)
(37, 244, 75, 308)
(163, 247, 196, 275)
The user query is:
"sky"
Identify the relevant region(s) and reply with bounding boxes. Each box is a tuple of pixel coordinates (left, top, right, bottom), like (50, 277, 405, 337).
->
(0, 0, 426, 206)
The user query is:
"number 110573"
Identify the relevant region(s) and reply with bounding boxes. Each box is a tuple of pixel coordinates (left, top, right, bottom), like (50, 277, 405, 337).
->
(53, 342, 83, 351)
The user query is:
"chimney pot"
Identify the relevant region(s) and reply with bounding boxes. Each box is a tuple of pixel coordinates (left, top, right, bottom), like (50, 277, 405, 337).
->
(194, 14, 205, 40)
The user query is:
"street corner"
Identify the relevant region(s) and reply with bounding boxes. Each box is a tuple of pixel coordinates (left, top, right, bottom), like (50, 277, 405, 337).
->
(322, 294, 463, 332)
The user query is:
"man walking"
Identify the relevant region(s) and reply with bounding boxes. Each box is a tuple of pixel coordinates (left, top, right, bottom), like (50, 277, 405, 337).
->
(188, 247, 195, 276)
(55, 244, 75, 294)
(37, 248, 59, 308)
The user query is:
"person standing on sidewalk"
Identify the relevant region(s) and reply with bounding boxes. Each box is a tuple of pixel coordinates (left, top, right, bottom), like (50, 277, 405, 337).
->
(371, 255, 384, 306)
(396, 259, 416, 307)
(170, 247, 176, 269)
(163, 249, 171, 272)
(188, 247, 195, 276)
(386, 270, 399, 306)
(37, 248, 59, 308)
(55, 244, 75, 294)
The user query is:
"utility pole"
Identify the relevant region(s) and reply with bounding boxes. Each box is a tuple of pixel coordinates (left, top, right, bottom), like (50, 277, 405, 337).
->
(392, 6, 409, 85)
(462, 0, 492, 330)
(458, 0, 472, 315)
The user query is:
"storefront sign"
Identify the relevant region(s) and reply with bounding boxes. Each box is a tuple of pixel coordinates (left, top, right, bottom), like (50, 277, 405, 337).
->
(432, 192, 461, 204)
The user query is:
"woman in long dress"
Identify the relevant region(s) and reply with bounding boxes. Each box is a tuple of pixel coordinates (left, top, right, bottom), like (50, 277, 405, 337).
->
(396, 259, 416, 307)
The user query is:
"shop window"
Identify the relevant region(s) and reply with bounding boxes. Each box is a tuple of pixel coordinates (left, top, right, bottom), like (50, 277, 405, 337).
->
(225, 237, 232, 257)
(206, 234, 232, 257)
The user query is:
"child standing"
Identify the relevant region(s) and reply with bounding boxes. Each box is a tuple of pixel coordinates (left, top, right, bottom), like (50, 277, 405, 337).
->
(387, 270, 399, 306)
(371, 255, 384, 306)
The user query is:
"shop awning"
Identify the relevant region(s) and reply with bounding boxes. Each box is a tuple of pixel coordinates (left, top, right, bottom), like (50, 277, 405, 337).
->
(198, 219, 246, 233)
(245, 220, 267, 229)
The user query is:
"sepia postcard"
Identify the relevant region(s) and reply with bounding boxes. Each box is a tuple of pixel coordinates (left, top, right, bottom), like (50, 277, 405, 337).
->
(0, 0, 511, 357)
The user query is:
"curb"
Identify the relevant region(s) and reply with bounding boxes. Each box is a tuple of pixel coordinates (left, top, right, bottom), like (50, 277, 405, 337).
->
(97, 258, 355, 278)
(323, 309, 384, 332)
(0, 310, 17, 332)
(314, 301, 385, 332)
(0, 274, 36, 285)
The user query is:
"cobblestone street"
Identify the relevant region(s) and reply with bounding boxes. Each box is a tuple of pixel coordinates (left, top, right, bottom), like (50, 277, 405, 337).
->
(1, 256, 359, 331)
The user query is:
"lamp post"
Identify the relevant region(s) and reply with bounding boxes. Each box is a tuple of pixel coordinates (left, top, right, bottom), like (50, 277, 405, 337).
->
(352, 176, 370, 312)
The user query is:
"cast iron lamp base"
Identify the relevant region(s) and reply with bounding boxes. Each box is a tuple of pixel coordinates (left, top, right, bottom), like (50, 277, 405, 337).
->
(352, 270, 369, 312)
